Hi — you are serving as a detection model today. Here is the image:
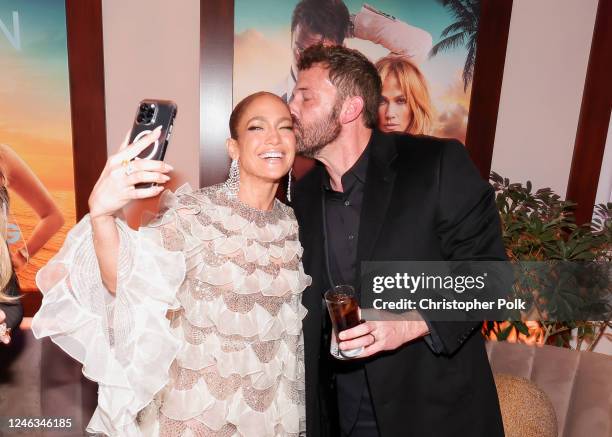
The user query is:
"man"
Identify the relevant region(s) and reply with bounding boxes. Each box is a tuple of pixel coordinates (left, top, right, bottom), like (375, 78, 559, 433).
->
(280, 0, 432, 101)
(290, 44, 505, 437)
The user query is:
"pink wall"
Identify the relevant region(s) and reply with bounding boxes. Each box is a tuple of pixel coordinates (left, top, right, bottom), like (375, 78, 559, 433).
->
(102, 0, 201, 224)
(491, 0, 599, 197)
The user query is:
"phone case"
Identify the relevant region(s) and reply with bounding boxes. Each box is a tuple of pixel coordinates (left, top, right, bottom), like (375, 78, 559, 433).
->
(129, 99, 177, 188)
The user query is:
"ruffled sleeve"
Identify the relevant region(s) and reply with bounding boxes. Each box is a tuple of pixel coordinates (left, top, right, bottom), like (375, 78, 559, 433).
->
(31, 197, 189, 436)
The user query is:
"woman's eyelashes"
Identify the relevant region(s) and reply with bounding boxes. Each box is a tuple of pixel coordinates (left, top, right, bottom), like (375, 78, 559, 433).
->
(380, 96, 407, 106)
(247, 124, 293, 132)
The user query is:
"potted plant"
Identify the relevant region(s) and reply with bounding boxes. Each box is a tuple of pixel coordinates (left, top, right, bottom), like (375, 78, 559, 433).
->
(482, 172, 611, 350)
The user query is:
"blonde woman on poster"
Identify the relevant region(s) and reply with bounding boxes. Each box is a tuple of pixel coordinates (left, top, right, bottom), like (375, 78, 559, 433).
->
(376, 55, 434, 135)
(0, 144, 64, 345)
(282, 1, 432, 99)
(32, 93, 310, 436)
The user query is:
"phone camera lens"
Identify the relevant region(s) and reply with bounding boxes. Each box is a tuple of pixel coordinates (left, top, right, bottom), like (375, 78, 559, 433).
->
(137, 115, 144, 123)
(140, 103, 148, 111)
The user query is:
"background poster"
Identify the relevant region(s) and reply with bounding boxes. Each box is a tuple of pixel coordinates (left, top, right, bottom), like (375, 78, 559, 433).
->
(234, 0, 480, 143)
(0, 0, 75, 291)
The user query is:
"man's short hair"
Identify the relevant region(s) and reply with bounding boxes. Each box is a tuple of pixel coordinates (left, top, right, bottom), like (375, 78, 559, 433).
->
(298, 44, 382, 129)
(291, 0, 350, 45)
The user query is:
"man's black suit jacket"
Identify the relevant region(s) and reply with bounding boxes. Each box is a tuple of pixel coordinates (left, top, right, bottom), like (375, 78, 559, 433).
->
(292, 131, 505, 437)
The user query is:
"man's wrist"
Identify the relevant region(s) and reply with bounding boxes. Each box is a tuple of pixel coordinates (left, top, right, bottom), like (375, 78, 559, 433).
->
(402, 314, 430, 343)
(412, 320, 430, 338)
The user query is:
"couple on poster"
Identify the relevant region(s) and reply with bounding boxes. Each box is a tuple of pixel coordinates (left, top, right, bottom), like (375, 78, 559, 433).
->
(32, 42, 505, 437)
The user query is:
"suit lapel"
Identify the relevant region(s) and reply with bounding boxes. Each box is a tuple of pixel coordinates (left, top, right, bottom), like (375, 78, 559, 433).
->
(297, 167, 326, 287)
(357, 132, 398, 263)
(295, 167, 326, 348)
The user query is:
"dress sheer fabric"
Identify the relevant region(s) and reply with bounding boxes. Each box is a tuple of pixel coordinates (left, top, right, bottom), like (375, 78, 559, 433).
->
(32, 184, 310, 437)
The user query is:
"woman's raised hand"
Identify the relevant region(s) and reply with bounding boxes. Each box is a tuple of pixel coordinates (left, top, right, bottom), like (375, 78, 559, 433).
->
(88, 126, 173, 219)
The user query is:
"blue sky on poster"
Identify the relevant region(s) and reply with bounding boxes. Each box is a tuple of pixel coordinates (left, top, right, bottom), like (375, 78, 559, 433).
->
(0, 0, 71, 123)
(0, 0, 69, 62)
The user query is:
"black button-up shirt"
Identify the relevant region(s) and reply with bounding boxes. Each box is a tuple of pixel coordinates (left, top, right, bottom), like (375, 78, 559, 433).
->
(323, 145, 370, 288)
(322, 142, 375, 434)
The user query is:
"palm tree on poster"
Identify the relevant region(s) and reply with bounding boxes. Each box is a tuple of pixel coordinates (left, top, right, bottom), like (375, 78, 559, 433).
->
(429, 0, 481, 91)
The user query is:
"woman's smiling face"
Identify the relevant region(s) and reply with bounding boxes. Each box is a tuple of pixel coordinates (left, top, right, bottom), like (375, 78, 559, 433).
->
(229, 94, 296, 183)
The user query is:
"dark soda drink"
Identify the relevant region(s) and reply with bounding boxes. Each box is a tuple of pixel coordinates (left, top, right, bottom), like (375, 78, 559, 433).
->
(324, 285, 364, 358)
(327, 292, 361, 332)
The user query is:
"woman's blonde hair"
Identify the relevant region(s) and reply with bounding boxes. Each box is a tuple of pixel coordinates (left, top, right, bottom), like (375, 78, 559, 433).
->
(0, 147, 17, 302)
(376, 56, 434, 135)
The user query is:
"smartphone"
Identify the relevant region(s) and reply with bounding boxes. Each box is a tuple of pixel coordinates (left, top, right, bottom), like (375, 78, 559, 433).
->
(129, 99, 177, 188)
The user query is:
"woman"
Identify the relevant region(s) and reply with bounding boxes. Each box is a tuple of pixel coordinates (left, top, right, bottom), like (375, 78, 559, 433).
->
(376, 55, 434, 135)
(0, 184, 21, 345)
(0, 144, 64, 345)
(32, 92, 310, 436)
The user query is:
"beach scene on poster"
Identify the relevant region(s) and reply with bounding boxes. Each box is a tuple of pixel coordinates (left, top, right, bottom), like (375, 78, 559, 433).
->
(235, 0, 480, 142)
(0, 0, 75, 291)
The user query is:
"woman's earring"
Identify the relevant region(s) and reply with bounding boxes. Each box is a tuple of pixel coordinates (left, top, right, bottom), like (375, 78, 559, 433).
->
(226, 158, 240, 195)
(287, 168, 293, 203)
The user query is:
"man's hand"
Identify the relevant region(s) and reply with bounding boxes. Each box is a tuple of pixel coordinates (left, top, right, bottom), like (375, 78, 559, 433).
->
(338, 317, 429, 358)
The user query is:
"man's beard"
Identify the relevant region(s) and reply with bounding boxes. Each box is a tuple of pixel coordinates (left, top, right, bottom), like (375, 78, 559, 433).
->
(294, 101, 342, 158)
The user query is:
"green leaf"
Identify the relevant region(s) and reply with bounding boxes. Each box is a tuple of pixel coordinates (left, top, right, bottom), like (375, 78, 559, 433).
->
(514, 321, 530, 336)
(496, 324, 512, 341)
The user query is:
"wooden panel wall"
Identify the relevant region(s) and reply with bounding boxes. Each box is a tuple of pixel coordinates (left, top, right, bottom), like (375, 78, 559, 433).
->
(566, 0, 612, 224)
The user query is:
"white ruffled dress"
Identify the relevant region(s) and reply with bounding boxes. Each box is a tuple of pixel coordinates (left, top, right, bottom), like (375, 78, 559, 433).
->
(31, 184, 310, 437)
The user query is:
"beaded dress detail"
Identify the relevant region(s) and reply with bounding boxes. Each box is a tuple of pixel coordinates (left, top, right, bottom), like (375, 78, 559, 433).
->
(32, 184, 310, 436)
